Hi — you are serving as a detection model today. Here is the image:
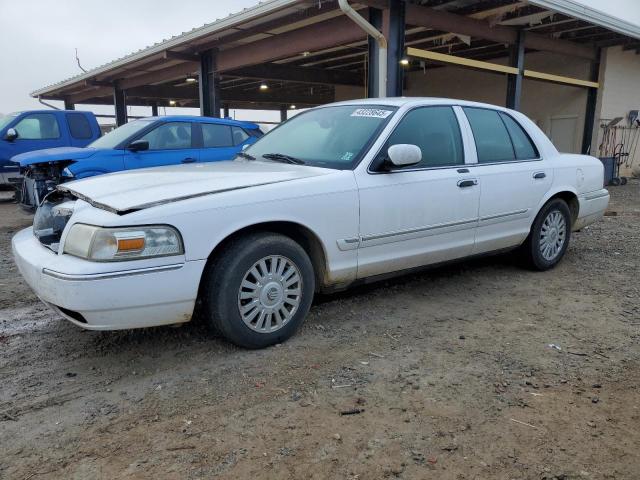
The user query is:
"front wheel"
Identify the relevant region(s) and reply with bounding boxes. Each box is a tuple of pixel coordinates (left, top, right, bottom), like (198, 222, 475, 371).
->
(520, 199, 572, 271)
(201, 233, 315, 349)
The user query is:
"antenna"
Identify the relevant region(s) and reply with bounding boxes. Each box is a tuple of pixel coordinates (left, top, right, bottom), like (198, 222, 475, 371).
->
(75, 48, 87, 73)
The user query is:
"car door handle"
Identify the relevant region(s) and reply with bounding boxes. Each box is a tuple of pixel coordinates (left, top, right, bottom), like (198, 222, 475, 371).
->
(457, 179, 478, 188)
(457, 168, 470, 173)
(533, 172, 546, 179)
(182, 157, 196, 163)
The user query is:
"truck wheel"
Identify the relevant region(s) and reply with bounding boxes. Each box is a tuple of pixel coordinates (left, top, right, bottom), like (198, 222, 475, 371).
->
(520, 199, 572, 271)
(201, 232, 315, 349)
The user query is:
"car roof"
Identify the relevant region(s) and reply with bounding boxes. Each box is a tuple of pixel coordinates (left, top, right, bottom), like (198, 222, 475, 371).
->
(328, 97, 513, 112)
(147, 115, 259, 128)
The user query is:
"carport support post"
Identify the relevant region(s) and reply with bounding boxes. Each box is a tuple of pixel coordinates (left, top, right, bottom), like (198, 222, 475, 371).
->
(151, 102, 158, 117)
(63, 98, 75, 110)
(506, 29, 525, 110)
(582, 50, 601, 154)
(223, 105, 230, 118)
(280, 105, 288, 122)
(113, 84, 127, 126)
(367, 7, 383, 98)
(382, 0, 405, 97)
(199, 49, 222, 118)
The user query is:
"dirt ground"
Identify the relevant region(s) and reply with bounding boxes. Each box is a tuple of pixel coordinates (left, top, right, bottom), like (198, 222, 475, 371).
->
(1, 183, 639, 480)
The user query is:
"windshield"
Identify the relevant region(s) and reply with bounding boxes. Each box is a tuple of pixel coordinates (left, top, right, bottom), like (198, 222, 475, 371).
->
(244, 105, 397, 169)
(88, 118, 155, 149)
(0, 112, 19, 131)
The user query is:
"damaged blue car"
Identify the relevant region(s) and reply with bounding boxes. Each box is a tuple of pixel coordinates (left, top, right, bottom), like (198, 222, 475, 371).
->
(13, 115, 262, 209)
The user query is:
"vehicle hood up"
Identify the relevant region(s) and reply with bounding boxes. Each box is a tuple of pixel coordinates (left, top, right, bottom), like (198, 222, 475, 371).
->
(12, 147, 99, 166)
(58, 160, 334, 214)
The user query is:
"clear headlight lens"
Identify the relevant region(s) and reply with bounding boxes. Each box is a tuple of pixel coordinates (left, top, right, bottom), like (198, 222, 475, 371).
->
(63, 224, 184, 261)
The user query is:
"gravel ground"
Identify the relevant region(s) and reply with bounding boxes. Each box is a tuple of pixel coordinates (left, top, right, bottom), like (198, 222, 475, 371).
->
(0, 183, 639, 480)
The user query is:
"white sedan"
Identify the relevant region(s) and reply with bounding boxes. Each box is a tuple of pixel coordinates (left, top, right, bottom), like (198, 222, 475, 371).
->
(12, 98, 609, 348)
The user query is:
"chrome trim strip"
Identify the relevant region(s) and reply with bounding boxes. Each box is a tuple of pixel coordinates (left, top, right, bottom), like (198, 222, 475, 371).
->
(42, 263, 184, 281)
(582, 190, 609, 201)
(479, 209, 529, 222)
(362, 218, 478, 242)
(336, 237, 360, 251)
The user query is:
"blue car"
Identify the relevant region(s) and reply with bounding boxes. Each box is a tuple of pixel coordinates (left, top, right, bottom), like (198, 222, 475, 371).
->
(13, 115, 262, 208)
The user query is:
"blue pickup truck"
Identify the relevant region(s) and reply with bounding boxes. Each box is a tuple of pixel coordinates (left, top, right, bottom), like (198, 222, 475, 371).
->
(12, 115, 263, 208)
(0, 110, 100, 191)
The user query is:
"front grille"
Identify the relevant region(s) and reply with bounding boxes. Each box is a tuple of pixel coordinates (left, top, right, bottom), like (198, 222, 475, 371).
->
(33, 192, 75, 252)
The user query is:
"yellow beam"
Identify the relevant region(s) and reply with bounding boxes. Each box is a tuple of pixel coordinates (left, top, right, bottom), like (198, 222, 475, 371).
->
(523, 70, 599, 89)
(406, 47, 518, 75)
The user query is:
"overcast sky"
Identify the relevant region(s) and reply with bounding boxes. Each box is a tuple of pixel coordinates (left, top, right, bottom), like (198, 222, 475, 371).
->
(0, 0, 638, 122)
(0, 0, 268, 121)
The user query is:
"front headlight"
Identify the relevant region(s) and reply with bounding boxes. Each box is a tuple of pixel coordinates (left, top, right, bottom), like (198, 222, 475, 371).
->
(63, 224, 184, 261)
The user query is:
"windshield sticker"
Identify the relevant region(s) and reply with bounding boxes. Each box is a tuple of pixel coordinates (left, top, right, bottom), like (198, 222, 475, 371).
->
(351, 108, 393, 119)
(341, 152, 354, 161)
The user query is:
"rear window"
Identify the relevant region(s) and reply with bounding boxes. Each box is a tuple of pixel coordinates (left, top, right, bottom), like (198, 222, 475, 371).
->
(66, 113, 93, 139)
(499, 113, 538, 160)
(202, 123, 233, 148)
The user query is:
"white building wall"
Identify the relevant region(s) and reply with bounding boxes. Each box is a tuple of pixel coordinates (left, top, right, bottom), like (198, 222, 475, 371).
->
(595, 46, 640, 175)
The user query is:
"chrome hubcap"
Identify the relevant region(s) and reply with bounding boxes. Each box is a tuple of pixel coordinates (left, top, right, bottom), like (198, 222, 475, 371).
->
(539, 210, 566, 261)
(238, 255, 302, 333)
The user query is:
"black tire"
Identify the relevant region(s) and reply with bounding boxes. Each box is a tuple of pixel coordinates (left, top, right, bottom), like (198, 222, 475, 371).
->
(520, 198, 572, 271)
(610, 177, 621, 186)
(201, 232, 315, 349)
(621, 177, 628, 186)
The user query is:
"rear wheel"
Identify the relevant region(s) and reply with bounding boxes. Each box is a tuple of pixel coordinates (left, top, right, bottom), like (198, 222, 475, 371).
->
(201, 232, 315, 348)
(520, 198, 572, 271)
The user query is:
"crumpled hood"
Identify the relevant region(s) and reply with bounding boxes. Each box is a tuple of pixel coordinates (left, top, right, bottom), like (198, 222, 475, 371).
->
(12, 147, 98, 166)
(58, 160, 334, 214)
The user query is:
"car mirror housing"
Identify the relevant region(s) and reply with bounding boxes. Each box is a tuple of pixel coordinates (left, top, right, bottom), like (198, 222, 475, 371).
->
(4, 128, 18, 141)
(127, 140, 149, 152)
(387, 144, 422, 167)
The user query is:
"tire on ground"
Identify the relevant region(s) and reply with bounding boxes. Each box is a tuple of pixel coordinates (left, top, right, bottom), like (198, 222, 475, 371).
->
(520, 198, 572, 271)
(201, 232, 315, 349)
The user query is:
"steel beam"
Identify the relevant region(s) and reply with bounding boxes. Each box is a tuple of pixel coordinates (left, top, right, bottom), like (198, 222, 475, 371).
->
(383, 0, 405, 97)
(216, 15, 368, 72)
(404, 3, 597, 61)
(199, 49, 222, 118)
(367, 7, 383, 98)
(113, 84, 127, 126)
(151, 102, 159, 116)
(582, 51, 601, 155)
(119, 62, 198, 90)
(126, 84, 333, 107)
(163, 50, 199, 62)
(227, 63, 362, 86)
(506, 30, 525, 110)
(63, 98, 75, 110)
(280, 105, 288, 122)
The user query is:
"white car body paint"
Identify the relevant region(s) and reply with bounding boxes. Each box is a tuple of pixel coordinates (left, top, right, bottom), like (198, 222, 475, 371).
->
(12, 98, 609, 330)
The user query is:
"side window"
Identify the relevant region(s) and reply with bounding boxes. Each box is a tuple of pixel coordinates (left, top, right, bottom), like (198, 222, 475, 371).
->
(66, 113, 93, 140)
(499, 113, 538, 160)
(202, 124, 233, 148)
(231, 126, 250, 146)
(384, 106, 464, 168)
(463, 108, 515, 163)
(138, 122, 192, 150)
(13, 114, 60, 140)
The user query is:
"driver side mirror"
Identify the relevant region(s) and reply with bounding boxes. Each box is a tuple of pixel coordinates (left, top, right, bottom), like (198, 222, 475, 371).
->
(4, 128, 18, 141)
(127, 140, 149, 152)
(387, 144, 422, 168)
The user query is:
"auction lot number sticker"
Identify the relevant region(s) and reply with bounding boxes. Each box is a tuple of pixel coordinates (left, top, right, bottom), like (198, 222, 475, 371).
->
(351, 108, 393, 118)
